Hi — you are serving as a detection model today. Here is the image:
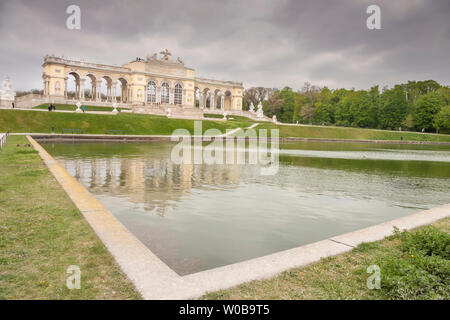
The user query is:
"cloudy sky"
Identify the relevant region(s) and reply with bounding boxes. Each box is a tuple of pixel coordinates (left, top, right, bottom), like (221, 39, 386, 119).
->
(0, 0, 449, 91)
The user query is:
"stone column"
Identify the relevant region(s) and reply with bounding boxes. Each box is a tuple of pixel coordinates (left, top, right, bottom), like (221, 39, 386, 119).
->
(43, 79, 47, 95)
(112, 83, 117, 102)
(199, 92, 204, 108)
(210, 94, 215, 109)
(80, 79, 85, 100)
(221, 95, 225, 110)
(169, 88, 174, 105)
(156, 86, 161, 103)
(64, 77, 68, 98)
(96, 81, 102, 101)
(75, 80, 80, 100)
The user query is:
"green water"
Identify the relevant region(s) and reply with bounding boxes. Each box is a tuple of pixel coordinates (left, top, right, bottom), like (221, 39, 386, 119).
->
(42, 141, 450, 275)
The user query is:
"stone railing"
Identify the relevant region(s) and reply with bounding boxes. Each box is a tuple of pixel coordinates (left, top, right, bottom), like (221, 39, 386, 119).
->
(14, 94, 133, 109)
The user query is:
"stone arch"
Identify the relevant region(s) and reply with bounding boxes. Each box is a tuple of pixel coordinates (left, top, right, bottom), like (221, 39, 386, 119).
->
(117, 77, 128, 103)
(224, 90, 232, 110)
(214, 89, 223, 109)
(100, 75, 113, 102)
(67, 71, 81, 99)
(85, 73, 97, 100)
(202, 87, 211, 108)
(194, 87, 200, 107)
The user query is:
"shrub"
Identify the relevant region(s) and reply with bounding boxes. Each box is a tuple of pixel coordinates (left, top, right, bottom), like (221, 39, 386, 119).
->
(377, 226, 450, 300)
(399, 226, 450, 259)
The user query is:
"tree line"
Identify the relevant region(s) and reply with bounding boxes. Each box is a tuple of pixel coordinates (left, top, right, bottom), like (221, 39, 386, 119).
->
(243, 80, 450, 134)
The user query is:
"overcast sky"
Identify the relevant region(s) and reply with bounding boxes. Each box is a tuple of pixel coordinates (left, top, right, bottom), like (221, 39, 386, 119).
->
(0, 0, 449, 91)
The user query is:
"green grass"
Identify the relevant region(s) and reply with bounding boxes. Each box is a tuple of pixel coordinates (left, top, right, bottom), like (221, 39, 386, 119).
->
(0, 136, 141, 299)
(203, 113, 256, 122)
(258, 123, 450, 142)
(33, 104, 130, 112)
(0, 109, 251, 135)
(2, 109, 449, 142)
(202, 218, 450, 300)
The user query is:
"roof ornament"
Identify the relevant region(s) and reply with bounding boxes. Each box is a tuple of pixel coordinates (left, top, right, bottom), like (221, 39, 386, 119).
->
(147, 53, 158, 60)
(176, 57, 184, 65)
(159, 49, 171, 61)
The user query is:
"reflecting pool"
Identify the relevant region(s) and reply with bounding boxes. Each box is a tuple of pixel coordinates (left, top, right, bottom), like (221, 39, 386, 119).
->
(42, 141, 450, 275)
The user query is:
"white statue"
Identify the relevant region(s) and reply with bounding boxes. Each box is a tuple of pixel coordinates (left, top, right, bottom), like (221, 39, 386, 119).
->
(256, 101, 264, 118)
(249, 102, 255, 113)
(112, 102, 118, 114)
(166, 107, 171, 117)
(272, 115, 277, 123)
(75, 101, 82, 113)
(0, 76, 16, 102)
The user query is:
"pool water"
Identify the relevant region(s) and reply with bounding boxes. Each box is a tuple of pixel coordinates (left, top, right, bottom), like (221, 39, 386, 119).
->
(42, 141, 450, 275)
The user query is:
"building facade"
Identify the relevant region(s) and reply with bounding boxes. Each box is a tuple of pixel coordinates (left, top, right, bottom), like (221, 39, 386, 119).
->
(42, 50, 244, 111)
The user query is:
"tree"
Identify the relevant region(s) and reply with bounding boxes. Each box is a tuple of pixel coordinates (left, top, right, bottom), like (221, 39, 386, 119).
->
(413, 92, 445, 132)
(433, 105, 450, 134)
(378, 86, 409, 130)
(265, 90, 283, 117)
(243, 87, 269, 107)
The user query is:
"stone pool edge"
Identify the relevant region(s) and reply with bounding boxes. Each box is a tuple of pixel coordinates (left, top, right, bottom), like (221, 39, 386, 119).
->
(21, 132, 450, 145)
(28, 135, 450, 300)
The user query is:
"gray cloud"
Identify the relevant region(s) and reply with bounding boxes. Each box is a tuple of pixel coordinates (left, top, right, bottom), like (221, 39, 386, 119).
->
(0, 0, 448, 91)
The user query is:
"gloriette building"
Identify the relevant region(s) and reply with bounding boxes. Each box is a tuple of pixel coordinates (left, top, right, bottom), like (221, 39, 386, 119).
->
(40, 50, 244, 113)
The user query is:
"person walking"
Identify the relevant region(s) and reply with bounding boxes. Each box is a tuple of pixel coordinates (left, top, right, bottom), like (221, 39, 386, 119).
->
(82, 105, 86, 113)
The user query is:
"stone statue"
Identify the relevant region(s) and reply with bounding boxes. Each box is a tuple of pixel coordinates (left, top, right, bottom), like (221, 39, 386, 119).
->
(112, 102, 118, 114)
(256, 101, 264, 118)
(249, 102, 255, 113)
(166, 107, 171, 117)
(272, 115, 277, 123)
(159, 49, 171, 61)
(0, 76, 16, 102)
(75, 101, 82, 113)
(147, 53, 158, 60)
(176, 57, 184, 64)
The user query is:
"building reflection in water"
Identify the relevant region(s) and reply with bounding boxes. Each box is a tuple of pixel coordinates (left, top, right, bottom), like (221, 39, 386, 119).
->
(59, 157, 242, 217)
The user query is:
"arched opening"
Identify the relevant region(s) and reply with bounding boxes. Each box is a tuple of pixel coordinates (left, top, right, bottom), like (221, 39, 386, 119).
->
(174, 83, 183, 105)
(194, 87, 200, 107)
(117, 78, 128, 103)
(161, 82, 169, 104)
(67, 72, 81, 100)
(147, 80, 156, 104)
(203, 88, 211, 108)
(214, 89, 223, 109)
(85, 74, 97, 101)
(100, 76, 113, 102)
(224, 90, 232, 110)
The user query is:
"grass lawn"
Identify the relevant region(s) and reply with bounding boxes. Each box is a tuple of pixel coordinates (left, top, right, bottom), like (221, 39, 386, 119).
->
(0, 109, 251, 135)
(0, 135, 141, 299)
(203, 218, 450, 300)
(33, 103, 130, 112)
(259, 123, 450, 142)
(203, 113, 256, 122)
